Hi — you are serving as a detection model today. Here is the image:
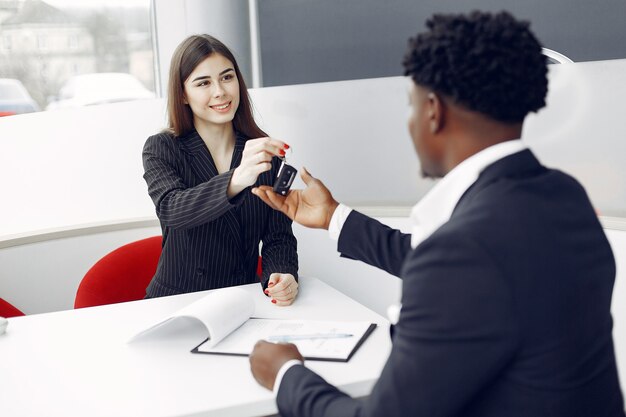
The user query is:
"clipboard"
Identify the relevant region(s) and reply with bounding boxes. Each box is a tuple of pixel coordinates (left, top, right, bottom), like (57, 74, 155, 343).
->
(191, 319, 377, 362)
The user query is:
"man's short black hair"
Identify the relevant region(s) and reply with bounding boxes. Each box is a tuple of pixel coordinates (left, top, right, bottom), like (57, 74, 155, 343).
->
(403, 11, 548, 124)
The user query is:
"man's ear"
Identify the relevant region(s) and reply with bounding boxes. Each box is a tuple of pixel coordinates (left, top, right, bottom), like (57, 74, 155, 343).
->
(427, 92, 444, 134)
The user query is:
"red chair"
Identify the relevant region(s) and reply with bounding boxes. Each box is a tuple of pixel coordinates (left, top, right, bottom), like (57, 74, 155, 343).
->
(0, 298, 25, 318)
(75, 235, 263, 308)
(74, 236, 162, 308)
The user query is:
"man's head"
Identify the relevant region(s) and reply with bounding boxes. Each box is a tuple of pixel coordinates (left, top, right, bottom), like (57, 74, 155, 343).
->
(402, 11, 548, 178)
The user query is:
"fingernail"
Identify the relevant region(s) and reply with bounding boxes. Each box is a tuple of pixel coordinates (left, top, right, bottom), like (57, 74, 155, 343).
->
(264, 289, 269, 295)
(271, 299, 277, 304)
(284, 144, 290, 149)
(279, 149, 286, 156)
(268, 282, 274, 286)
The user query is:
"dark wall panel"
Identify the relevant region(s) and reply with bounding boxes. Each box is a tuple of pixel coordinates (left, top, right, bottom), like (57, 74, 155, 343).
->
(258, 0, 626, 86)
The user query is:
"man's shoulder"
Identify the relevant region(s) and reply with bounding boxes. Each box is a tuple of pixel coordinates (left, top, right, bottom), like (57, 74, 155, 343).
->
(457, 165, 590, 221)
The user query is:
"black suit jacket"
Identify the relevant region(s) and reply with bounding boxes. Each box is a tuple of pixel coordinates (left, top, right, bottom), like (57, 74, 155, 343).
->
(142, 130, 298, 297)
(277, 150, 624, 417)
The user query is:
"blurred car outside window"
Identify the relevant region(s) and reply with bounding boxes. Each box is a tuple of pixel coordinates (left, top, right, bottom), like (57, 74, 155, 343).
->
(46, 72, 155, 110)
(0, 78, 40, 117)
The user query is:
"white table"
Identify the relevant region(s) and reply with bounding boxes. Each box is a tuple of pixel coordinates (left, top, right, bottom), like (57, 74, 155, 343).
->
(0, 277, 391, 417)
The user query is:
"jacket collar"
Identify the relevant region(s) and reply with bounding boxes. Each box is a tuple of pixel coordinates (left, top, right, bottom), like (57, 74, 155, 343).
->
(177, 129, 247, 155)
(454, 149, 546, 211)
(474, 148, 544, 186)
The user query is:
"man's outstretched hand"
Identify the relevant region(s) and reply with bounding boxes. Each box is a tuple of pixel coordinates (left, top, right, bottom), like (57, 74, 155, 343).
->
(252, 167, 339, 230)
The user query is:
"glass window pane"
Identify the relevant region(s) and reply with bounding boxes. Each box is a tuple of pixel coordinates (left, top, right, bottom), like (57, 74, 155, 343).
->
(0, 0, 155, 117)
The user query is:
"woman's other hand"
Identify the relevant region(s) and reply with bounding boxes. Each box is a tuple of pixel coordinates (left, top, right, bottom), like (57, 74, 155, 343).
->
(228, 137, 288, 198)
(265, 273, 298, 306)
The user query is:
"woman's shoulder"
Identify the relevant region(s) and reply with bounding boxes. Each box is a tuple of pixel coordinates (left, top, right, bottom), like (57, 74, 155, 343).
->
(148, 129, 176, 143)
(145, 129, 179, 147)
(143, 129, 182, 157)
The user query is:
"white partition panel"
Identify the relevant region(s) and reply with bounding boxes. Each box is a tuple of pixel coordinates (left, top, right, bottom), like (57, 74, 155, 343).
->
(523, 59, 626, 218)
(3, 59, 626, 247)
(0, 100, 166, 243)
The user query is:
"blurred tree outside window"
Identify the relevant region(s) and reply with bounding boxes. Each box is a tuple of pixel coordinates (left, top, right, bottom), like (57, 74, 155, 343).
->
(0, 0, 155, 117)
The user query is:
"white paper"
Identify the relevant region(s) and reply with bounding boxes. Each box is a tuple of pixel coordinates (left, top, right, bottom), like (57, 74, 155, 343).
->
(196, 319, 374, 360)
(128, 287, 254, 345)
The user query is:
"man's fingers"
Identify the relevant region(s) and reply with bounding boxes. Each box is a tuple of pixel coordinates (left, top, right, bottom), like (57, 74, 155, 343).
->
(252, 187, 282, 211)
(264, 189, 292, 215)
(300, 167, 315, 186)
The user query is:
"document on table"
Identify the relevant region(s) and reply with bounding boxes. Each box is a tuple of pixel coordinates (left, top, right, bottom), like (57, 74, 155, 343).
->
(192, 318, 376, 362)
(128, 286, 376, 361)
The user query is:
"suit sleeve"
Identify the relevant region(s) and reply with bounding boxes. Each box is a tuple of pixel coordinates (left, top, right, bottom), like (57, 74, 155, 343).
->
(260, 159, 299, 287)
(277, 230, 519, 417)
(142, 134, 244, 230)
(260, 208, 299, 286)
(337, 210, 412, 277)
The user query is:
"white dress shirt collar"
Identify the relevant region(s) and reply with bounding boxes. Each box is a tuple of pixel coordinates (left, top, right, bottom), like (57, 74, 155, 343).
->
(410, 139, 526, 248)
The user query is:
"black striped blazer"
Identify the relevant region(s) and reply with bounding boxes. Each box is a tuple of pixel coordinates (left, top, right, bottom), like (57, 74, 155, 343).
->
(142, 130, 298, 298)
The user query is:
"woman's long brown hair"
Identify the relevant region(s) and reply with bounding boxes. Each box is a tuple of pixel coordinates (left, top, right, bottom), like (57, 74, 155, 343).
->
(166, 34, 267, 139)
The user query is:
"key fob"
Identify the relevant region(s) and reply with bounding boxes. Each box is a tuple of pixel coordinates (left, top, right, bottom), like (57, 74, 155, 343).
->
(273, 160, 298, 196)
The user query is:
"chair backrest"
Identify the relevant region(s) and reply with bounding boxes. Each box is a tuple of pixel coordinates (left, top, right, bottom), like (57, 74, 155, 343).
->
(74, 236, 162, 308)
(0, 298, 25, 318)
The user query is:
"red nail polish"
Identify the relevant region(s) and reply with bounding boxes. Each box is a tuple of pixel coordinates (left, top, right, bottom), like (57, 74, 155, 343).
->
(271, 299, 277, 304)
(279, 149, 286, 156)
(264, 289, 269, 295)
(284, 144, 290, 149)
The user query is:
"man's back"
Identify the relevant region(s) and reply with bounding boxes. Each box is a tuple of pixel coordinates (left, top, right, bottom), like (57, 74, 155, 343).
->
(411, 149, 624, 415)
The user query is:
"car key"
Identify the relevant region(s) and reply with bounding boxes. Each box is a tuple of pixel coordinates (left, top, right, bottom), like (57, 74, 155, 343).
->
(273, 154, 298, 196)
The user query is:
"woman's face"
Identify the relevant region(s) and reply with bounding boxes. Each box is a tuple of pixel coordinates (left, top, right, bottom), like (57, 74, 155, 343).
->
(183, 53, 240, 128)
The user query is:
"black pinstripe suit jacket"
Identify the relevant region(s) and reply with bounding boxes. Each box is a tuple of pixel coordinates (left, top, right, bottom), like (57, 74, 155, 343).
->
(142, 130, 298, 298)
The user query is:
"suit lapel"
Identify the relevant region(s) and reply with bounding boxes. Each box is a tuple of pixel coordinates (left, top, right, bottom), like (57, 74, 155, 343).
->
(231, 134, 246, 169)
(178, 130, 245, 252)
(178, 130, 219, 182)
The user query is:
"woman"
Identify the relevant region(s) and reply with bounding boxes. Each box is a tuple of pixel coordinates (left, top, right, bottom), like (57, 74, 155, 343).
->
(142, 34, 298, 305)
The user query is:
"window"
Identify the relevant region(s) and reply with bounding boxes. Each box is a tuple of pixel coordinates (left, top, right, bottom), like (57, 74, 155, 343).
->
(37, 34, 47, 50)
(0, 0, 155, 116)
(68, 35, 78, 49)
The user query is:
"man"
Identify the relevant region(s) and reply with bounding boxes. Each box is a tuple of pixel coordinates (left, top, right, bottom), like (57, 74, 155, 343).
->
(249, 11, 625, 417)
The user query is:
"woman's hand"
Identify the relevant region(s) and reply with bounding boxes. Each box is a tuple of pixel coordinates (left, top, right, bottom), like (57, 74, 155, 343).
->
(228, 137, 288, 198)
(265, 273, 298, 306)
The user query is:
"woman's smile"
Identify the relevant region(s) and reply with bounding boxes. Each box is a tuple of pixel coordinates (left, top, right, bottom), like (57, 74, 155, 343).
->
(210, 101, 232, 112)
